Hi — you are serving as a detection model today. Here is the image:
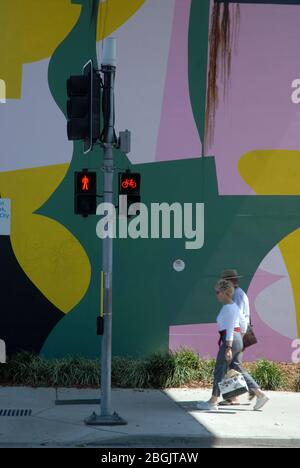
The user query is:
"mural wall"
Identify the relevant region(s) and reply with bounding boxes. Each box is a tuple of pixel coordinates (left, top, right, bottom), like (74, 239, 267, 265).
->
(0, 0, 299, 362)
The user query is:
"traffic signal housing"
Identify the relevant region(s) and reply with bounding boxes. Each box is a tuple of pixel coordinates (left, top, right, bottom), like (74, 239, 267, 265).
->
(74, 170, 97, 216)
(118, 171, 141, 216)
(67, 60, 101, 154)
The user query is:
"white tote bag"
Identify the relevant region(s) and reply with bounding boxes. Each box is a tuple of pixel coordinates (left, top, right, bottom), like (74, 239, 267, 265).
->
(218, 370, 249, 400)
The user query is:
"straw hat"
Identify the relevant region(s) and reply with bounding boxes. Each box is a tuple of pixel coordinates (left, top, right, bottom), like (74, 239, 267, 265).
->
(220, 269, 243, 280)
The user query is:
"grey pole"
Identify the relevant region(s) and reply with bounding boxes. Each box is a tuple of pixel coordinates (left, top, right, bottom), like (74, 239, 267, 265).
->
(85, 38, 126, 426)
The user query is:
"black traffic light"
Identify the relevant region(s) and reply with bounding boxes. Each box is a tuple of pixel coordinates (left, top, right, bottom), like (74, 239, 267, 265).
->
(118, 171, 141, 216)
(74, 170, 97, 216)
(67, 60, 101, 154)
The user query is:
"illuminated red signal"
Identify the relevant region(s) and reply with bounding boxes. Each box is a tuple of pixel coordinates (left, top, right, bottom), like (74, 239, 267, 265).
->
(74, 171, 97, 216)
(81, 175, 90, 191)
(121, 178, 137, 191)
(119, 172, 140, 195)
(118, 172, 141, 217)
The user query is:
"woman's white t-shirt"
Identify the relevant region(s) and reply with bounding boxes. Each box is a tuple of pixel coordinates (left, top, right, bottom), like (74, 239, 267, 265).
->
(217, 302, 247, 341)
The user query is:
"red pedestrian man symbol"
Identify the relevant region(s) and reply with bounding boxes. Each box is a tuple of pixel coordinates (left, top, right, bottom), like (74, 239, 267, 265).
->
(82, 175, 89, 191)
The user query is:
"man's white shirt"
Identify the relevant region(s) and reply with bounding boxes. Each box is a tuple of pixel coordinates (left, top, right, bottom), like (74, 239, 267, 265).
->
(233, 287, 250, 329)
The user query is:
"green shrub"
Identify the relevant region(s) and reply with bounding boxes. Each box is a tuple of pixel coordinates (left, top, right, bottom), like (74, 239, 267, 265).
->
(111, 357, 149, 388)
(1, 349, 212, 389)
(123, 360, 151, 388)
(4, 352, 50, 386)
(171, 348, 201, 386)
(50, 357, 99, 387)
(2, 353, 99, 387)
(198, 358, 216, 385)
(143, 352, 176, 388)
(250, 359, 286, 391)
(2, 352, 296, 392)
(111, 357, 133, 387)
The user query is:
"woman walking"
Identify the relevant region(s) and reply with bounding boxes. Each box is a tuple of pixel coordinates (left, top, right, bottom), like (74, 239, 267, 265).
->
(197, 279, 269, 411)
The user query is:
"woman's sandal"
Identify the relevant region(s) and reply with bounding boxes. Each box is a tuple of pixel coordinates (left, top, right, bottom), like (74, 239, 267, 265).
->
(218, 400, 240, 406)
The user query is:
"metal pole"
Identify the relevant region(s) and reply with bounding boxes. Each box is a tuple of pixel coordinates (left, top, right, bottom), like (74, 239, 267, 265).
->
(85, 38, 126, 426)
(100, 140, 114, 417)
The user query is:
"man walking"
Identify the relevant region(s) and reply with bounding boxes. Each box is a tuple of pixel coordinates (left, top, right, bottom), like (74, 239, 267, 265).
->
(221, 270, 250, 327)
(219, 269, 255, 406)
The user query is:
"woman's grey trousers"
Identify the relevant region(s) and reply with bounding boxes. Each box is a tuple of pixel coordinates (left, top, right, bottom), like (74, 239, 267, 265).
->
(212, 332, 260, 397)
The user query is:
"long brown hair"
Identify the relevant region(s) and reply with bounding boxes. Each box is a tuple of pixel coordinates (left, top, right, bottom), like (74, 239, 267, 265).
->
(205, 1, 240, 153)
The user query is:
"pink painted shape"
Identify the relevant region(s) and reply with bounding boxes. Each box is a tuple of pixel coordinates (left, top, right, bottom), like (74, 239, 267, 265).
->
(169, 323, 219, 359)
(209, 4, 300, 195)
(169, 268, 294, 361)
(245, 268, 294, 362)
(155, 0, 201, 162)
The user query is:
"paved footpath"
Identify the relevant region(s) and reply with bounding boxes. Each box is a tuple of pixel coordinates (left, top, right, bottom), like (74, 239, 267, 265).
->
(0, 387, 299, 448)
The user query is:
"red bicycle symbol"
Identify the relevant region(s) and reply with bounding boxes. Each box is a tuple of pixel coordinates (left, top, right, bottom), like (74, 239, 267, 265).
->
(121, 178, 137, 190)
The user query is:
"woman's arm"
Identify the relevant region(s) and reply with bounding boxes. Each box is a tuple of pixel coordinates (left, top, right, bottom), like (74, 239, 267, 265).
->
(225, 308, 236, 343)
(225, 341, 233, 362)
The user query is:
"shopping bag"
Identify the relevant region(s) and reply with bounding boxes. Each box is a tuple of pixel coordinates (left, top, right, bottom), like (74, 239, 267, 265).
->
(218, 370, 249, 400)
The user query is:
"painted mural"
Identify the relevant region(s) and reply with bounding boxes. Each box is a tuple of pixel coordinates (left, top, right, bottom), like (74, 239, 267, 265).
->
(0, 0, 299, 362)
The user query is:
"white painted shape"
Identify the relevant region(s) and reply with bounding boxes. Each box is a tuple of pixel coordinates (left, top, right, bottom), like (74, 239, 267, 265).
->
(0, 59, 72, 172)
(259, 245, 288, 276)
(0, 79, 6, 103)
(255, 277, 298, 339)
(0, 1, 175, 170)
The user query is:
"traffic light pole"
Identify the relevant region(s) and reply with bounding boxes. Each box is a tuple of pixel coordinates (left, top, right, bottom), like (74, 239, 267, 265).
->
(85, 38, 127, 426)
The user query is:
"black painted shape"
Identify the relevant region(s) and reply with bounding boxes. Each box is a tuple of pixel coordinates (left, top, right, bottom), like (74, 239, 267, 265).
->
(0, 236, 64, 356)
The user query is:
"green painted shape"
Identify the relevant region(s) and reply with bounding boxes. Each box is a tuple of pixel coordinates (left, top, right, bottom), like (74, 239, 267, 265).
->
(111, 157, 300, 357)
(42, 154, 300, 358)
(36, 0, 106, 348)
(41, 0, 300, 359)
(40, 0, 101, 271)
(47, 0, 98, 116)
(40, 147, 132, 359)
(188, 0, 210, 153)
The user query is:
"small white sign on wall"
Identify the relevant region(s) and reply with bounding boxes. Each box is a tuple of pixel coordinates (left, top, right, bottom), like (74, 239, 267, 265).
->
(0, 199, 11, 235)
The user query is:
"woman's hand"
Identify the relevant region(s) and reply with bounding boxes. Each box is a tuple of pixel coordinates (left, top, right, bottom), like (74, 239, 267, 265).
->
(225, 348, 232, 362)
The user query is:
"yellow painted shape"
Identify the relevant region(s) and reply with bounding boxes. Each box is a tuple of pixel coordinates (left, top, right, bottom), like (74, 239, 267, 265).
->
(0, 0, 80, 99)
(239, 149, 300, 337)
(238, 149, 300, 195)
(0, 0, 145, 99)
(0, 165, 91, 313)
(277, 230, 300, 338)
(97, 0, 145, 41)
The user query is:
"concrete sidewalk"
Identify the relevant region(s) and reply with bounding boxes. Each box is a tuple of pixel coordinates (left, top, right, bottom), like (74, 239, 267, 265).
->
(0, 387, 299, 447)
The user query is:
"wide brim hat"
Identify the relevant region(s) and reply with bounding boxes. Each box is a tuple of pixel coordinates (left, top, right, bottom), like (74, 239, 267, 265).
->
(221, 269, 243, 280)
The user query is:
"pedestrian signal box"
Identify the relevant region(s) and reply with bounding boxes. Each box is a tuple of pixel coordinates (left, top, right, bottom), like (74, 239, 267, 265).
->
(118, 172, 141, 215)
(74, 170, 97, 216)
